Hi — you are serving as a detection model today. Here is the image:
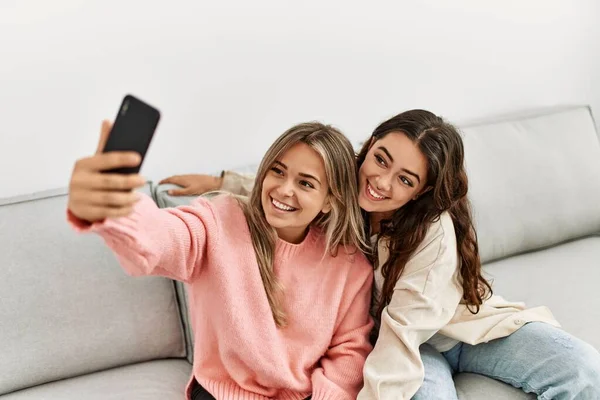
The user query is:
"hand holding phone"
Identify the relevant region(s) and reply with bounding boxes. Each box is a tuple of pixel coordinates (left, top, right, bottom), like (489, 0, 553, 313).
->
(101, 94, 161, 174)
(67, 95, 160, 223)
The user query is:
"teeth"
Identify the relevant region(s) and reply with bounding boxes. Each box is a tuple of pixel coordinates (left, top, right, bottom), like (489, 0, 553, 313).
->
(272, 198, 296, 211)
(368, 184, 386, 200)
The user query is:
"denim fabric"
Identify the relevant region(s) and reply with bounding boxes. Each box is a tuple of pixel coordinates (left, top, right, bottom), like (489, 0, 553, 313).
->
(413, 322, 600, 400)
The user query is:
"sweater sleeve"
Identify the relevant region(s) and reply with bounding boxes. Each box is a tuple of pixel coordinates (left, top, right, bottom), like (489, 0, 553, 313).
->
(311, 260, 374, 400)
(220, 170, 255, 196)
(357, 220, 463, 400)
(67, 193, 220, 283)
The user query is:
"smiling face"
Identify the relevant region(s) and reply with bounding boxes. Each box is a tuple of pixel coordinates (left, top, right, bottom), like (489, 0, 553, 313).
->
(261, 142, 331, 243)
(358, 131, 429, 217)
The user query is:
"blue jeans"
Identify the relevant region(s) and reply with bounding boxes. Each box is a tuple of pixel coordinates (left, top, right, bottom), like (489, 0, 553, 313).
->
(412, 322, 600, 400)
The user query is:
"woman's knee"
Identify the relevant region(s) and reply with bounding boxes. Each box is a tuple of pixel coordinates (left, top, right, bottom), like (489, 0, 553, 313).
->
(412, 344, 458, 400)
(565, 341, 600, 396)
(523, 323, 600, 397)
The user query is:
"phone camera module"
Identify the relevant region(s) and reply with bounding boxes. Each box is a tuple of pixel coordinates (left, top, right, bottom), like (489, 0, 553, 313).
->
(121, 100, 129, 116)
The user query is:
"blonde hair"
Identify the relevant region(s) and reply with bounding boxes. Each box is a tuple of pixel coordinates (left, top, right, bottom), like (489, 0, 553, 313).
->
(240, 122, 369, 327)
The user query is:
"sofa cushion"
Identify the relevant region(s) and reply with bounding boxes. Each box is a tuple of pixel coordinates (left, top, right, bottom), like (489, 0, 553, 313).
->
(0, 359, 192, 399)
(482, 236, 600, 350)
(0, 186, 186, 395)
(462, 106, 600, 263)
(455, 373, 535, 399)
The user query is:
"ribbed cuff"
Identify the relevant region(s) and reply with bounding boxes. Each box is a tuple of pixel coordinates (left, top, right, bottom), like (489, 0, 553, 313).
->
(311, 386, 350, 400)
(200, 378, 309, 400)
(66, 209, 97, 231)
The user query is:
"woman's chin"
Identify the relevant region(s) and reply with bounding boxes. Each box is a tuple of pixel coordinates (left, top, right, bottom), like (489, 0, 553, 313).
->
(358, 198, 378, 213)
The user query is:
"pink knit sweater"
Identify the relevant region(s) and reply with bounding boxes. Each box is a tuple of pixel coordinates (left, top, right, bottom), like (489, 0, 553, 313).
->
(69, 194, 374, 400)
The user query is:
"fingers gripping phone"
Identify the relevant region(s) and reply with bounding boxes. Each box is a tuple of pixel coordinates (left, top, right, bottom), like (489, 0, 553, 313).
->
(102, 94, 161, 174)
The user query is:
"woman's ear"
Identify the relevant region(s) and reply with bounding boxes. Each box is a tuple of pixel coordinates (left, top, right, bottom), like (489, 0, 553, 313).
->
(321, 197, 332, 214)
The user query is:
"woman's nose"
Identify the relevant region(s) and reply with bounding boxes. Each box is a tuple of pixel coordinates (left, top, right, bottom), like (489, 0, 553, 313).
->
(276, 179, 295, 197)
(376, 174, 392, 192)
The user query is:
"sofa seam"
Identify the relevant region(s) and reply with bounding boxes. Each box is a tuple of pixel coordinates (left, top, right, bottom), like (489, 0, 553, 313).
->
(171, 280, 191, 361)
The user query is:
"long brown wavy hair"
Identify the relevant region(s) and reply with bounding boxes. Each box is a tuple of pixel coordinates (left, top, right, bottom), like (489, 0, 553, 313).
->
(356, 110, 493, 317)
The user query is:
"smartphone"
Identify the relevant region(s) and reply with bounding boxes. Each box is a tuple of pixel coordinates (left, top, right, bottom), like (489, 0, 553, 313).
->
(102, 94, 161, 174)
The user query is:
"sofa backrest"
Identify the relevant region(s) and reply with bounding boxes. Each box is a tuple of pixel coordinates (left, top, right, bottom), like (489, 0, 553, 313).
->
(462, 106, 600, 263)
(153, 105, 600, 266)
(0, 185, 186, 395)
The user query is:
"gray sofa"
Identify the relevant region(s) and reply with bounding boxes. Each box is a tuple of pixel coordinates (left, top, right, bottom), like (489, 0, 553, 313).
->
(1, 106, 599, 399)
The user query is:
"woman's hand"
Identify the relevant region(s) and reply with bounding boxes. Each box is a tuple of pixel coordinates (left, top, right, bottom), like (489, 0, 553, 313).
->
(67, 120, 146, 223)
(159, 174, 223, 196)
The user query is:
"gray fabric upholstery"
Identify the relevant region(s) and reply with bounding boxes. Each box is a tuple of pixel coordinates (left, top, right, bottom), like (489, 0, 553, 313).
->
(0, 186, 186, 395)
(174, 280, 195, 365)
(482, 236, 600, 350)
(0, 359, 192, 399)
(463, 106, 600, 263)
(453, 236, 600, 398)
(455, 373, 535, 400)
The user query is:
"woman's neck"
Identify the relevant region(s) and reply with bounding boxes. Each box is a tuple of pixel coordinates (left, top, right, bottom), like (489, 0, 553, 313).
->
(369, 212, 391, 235)
(275, 226, 310, 244)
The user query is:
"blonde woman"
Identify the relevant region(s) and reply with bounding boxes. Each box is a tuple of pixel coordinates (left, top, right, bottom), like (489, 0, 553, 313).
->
(67, 120, 374, 400)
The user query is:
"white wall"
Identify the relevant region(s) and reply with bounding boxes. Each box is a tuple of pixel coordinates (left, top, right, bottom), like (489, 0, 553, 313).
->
(1, 0, 598, 198)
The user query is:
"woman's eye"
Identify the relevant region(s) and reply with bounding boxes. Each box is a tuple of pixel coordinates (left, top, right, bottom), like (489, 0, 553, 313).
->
(375, 154, 386, 166)
(400, 176, 414, 187)
(271, 167, 283, 175)
(300, 180, 315, 189)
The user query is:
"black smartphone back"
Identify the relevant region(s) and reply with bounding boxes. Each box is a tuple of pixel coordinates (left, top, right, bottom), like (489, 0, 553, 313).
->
(102, 94, 161, 174)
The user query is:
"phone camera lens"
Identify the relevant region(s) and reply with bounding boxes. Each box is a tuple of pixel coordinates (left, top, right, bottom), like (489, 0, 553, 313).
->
(121, 100, 129, 115)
